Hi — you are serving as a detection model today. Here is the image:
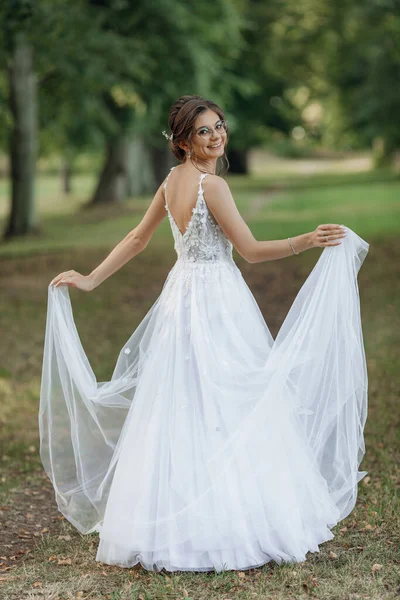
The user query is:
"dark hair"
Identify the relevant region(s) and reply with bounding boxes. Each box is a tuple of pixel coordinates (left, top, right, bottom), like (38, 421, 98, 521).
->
(167, 94, 229, 176)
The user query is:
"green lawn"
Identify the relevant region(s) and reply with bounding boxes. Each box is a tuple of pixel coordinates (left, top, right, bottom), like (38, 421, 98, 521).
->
(0, 165, 399, 599)
(1, 168, 399, 258)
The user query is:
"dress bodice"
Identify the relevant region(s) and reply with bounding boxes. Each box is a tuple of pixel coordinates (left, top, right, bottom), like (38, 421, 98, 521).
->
(163, 167, 233, 264)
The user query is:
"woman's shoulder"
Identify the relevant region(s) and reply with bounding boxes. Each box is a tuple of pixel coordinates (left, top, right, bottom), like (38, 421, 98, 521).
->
(203, 173, 229, 190)
(168, 166, 229, 192)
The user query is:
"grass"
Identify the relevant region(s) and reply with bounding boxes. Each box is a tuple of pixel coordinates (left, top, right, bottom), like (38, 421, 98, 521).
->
(0, 158, 399, 599)
(1, 168, 399, 258)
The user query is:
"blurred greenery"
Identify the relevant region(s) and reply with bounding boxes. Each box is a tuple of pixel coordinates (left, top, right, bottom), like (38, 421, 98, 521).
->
(1, 0, 399, 236)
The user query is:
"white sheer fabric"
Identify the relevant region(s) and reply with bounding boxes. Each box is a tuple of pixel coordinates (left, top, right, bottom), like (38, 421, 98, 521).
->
(39, 168, 369, 572)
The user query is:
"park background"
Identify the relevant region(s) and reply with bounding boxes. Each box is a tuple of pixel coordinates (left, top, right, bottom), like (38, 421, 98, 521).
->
(0, 1, 399, 599)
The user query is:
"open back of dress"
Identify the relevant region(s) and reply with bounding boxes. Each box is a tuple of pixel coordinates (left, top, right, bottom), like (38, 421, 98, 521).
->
(39, 167, 369, 572)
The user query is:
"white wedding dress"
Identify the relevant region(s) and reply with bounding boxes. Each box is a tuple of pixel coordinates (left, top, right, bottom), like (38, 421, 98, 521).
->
(39, 167, 369, 572)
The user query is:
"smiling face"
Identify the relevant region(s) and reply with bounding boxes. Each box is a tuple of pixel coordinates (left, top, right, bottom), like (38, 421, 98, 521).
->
(180, 109, 228, 165)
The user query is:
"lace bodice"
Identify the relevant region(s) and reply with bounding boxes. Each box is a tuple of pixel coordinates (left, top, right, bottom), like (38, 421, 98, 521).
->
(163, 167, 233, 264)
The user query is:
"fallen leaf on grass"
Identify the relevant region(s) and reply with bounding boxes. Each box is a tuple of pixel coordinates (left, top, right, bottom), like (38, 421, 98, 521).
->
(339, 526, 348, 533)
(371, 563, 383, 573)
(57, 534, 72, 541)
(237, 571, 246, 579)
(361, 524, 376, 531)
(57, 558, 72, 566)
(182, 591, 189, 598)
(302, 574, 319, 592)
(32, 581, 42, 587)
(329, 551, 338, 559)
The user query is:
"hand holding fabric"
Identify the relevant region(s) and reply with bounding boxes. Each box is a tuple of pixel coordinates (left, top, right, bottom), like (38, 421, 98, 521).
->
(50, 270, 95, 292)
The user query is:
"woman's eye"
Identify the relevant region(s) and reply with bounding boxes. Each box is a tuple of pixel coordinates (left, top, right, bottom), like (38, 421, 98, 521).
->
(216, 122, 222, 129)
(199, 129, 208, 135)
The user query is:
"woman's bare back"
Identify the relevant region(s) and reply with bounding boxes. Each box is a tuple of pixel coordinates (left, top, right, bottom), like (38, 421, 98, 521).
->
(163, 165, 209, 237)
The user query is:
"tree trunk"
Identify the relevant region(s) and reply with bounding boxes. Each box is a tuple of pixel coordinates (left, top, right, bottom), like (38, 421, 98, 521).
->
(150, 145, 176, 188)
(4, 35, 38, 239)
(61, 159, 72, 194)
(372, 136, 396, 169)
(227, 148, 249, 174)
(126, 136, 156, 197)
(89, 136, 129, 205)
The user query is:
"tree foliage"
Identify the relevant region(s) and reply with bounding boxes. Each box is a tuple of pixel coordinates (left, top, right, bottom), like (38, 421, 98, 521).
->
(269, 0, 400, 156)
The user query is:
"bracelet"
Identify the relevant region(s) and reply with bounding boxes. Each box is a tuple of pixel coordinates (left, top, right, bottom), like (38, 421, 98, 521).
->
(288, 237, 299, 255)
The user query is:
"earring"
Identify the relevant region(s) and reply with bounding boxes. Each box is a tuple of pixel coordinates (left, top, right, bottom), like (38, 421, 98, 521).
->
(187, 149, 192, 158)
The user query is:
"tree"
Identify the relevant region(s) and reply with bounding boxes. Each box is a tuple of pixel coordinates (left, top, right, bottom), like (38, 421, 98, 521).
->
(1, 1, 38, 238)
(226, 0, 301, 174)
(268, 0, 400, 164)
(86, 0, 245, 204)
(345, 0, 400, 166)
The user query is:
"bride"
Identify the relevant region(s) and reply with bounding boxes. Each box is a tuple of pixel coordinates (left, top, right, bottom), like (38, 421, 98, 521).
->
(40, 94, 369, 572)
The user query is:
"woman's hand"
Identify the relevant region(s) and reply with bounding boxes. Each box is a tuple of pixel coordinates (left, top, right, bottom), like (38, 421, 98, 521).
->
(49, 270, 94, 292)
(310, 224, 346, 248)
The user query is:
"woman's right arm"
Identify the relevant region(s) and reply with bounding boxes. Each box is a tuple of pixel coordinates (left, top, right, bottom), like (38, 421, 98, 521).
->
(203, 176, 345, 263)
(50, 179, 169, 290)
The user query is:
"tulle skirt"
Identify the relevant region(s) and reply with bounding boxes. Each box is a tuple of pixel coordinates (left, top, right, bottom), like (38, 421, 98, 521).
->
(39, 227, 369, 572)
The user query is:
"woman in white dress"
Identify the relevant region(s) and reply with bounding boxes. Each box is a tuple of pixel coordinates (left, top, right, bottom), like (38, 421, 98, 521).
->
(40, 94, 369, 572)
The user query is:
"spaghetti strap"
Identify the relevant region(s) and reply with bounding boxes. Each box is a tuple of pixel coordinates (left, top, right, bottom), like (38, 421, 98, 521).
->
(198, 172, 208, 196)
(163, 166, 176, 210)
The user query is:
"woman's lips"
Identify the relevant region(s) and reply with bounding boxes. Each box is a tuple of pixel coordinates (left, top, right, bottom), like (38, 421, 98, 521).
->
(208, 141, 222, 149)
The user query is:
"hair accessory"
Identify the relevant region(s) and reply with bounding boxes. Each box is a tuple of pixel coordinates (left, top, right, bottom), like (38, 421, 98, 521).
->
(162, 130, 173, 141)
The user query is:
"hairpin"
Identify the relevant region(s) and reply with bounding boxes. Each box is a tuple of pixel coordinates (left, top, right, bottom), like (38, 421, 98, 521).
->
(162, 130, 173, 141)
